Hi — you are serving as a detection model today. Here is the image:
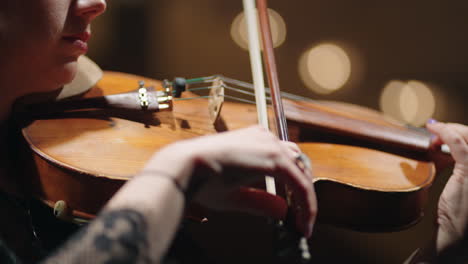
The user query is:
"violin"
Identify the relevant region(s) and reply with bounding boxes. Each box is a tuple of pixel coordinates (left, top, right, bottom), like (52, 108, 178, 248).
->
(12, 4, 454, 264)
(17, 70, 436, 232)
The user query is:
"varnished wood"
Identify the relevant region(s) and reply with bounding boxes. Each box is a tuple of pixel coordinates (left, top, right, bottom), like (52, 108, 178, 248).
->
(21, 72, 264, 218)
(20, 71, 435, 231)
(284, 98, 432, 153)
(300, 143, 434, 230)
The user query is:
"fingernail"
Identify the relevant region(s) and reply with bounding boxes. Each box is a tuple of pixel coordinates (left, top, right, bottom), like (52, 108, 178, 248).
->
(427, 118, 437, 124)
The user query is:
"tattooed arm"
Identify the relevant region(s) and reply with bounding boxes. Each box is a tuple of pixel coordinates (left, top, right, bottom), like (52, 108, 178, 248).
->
(42, 175, 185, 264)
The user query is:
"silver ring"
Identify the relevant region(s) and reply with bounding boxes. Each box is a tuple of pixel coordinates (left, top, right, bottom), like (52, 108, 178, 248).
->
(294, 152, 312, 170)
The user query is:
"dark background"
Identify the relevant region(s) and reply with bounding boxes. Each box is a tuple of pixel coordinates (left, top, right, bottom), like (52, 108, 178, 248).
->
(89, 0, 468, 125)
(86, 1, 468, 263)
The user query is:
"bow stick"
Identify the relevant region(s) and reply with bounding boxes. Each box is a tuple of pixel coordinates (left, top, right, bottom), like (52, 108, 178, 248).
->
(242, 0, 311, 261)
(242, 0, 277, 196)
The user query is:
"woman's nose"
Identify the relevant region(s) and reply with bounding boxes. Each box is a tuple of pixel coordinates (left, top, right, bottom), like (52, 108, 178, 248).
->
(75, 0, 107, 22)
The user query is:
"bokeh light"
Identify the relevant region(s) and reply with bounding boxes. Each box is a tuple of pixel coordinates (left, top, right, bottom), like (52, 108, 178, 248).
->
(298, 43, 351, 94)
(380, 80, 436, 126)
(231, 8, 287, 50)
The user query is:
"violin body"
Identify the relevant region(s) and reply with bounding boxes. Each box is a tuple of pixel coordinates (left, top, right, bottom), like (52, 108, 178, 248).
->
(300, 143, 433, 231)
(20, 71, 263, 219)
(20, 71, 435, 231)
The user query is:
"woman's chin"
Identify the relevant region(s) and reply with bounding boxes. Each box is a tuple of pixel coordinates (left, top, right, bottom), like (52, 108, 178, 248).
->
(38, 60, 79, 92)
(58, 60, 79, 86)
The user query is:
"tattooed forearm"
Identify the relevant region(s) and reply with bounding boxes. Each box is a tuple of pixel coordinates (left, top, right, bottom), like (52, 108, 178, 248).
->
(41, 209, 152, 264)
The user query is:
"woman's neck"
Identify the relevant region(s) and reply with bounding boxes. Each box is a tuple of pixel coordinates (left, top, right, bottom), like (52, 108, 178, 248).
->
(0, 74, 16, 171)
(0, 77, 28, 196)
(0, 69, 23, 122)
(0, 119, 17, 195)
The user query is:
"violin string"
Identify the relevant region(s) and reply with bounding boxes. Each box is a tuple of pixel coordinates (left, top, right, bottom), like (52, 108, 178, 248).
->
(177, 75, 317, 107)
(174, 95, 211, 101)
(186, 86, 212, 92)
(184, 76, 315, 103)
(173, 94, 257, 105)
(185, 76, 219, 84)
(223, 94, 257, 104)
(224, 84, 260, 97)
(186, 84, 259, 98)
(181, 80, 271, 104)
(183, 79, 267, 100)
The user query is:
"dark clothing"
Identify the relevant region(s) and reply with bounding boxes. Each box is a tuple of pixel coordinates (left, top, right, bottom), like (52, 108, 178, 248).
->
(0, 239, 20, 264)
(0, 189, 213, 264)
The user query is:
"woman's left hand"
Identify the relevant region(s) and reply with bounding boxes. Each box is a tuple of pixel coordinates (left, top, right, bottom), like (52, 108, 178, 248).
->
(427, 122, 468, 256)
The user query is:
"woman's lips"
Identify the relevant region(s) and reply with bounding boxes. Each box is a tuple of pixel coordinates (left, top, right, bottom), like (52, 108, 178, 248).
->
(62, 32, 91, 54)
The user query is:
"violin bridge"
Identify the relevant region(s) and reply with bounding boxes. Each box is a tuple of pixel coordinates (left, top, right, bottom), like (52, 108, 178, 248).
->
(208, 77, 225, 124)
